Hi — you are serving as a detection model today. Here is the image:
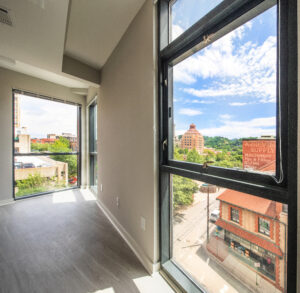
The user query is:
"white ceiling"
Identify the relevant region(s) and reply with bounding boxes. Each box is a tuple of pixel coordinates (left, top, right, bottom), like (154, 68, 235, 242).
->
(65, 0, 146, 69)
(0, 0, 146, 88)
(0, 0, 68, 72)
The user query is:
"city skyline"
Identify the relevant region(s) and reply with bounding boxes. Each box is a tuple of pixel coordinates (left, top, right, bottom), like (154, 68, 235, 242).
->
(172, 4, 277, 139)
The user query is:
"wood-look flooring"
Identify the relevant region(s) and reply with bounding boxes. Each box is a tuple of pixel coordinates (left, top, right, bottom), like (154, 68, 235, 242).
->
(0, 190, 154, 293)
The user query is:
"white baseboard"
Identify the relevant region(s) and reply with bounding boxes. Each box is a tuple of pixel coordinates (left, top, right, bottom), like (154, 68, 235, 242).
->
(0, 199, 15, 207)
(96, 200, 160, 275)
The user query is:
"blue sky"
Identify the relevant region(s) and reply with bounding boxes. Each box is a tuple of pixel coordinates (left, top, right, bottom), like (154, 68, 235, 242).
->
(18, 94, 78, 138)
(172, 3, 277, 138)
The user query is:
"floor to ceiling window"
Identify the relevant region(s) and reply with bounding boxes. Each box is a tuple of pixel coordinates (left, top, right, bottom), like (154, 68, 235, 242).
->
(88, 100, 98, 194)
(13, 90, 81, 199)
(159, 0, 297, 292)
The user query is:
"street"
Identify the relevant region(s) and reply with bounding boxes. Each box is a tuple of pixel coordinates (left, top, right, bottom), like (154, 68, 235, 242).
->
(172, 182, 254, 293)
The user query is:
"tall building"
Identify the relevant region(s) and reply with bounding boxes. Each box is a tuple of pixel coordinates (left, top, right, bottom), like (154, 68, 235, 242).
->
(180, 123, 204, 153)
(14, 95, 20, 128)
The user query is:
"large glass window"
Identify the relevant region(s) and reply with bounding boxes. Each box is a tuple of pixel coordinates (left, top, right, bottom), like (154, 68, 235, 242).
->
(13, 90, 81, 198)
(89, 101, 98, 194)
(172, 6, 277, 176)
(159, 0, 297, 292)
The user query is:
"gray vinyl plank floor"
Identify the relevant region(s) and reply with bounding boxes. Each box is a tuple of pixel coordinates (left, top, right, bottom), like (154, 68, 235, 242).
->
(0, 190, 166, 293)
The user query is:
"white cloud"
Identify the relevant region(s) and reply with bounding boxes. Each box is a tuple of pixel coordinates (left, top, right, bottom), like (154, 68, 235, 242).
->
(172, 24, 184, 41)
(200, 116, 276, 138)
(179, 108, 203, 116)
(229, 102, 248, 106)
(219, 114, 232, 120)
(191, 99, 215, 104)
(18, 94, 78, 138)
(174, 21, 276, 103)
(175, 129, 186, 136)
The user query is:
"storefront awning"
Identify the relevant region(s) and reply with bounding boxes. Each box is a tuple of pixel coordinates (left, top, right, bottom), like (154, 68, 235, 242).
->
(216, 219, 283, 257)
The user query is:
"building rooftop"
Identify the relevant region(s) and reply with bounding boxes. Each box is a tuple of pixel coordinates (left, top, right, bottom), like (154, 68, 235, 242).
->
(217, 189, 281, 218)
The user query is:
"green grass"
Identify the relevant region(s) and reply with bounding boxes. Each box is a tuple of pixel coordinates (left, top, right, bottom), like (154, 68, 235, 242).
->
(15, 183, 68, 198)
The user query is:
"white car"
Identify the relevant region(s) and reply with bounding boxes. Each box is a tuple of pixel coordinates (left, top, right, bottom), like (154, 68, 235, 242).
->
(210, 209, 220, 222)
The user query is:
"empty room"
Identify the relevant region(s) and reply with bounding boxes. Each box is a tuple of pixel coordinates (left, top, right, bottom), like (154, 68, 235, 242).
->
(0, 0, 299, 292)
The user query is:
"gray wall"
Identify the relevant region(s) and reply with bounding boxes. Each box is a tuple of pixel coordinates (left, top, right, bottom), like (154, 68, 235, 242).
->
(98, 0, 159, 269)
(0, 67, 86, 203)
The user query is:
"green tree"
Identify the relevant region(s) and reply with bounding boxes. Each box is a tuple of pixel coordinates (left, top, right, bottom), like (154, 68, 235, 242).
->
(173, 175, 199, 208)
(49, 137, 77, 177)
(31, 142, 50, 152)
(186, 148, 202, 163)
(49, 137, 71, 153)
(174, 147, 184, 161)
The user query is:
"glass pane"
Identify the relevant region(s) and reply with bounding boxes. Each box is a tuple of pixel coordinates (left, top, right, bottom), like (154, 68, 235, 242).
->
(14, 93, 79, 153)
(94, 104, 98, 152)
(90, 155, 98, 194)
(14, 155, 78, 198)
(172, 6, 277, 176)
(89, 103, 97, 153)
(171, 0, 223, 41)
(171, 174, 287, 292)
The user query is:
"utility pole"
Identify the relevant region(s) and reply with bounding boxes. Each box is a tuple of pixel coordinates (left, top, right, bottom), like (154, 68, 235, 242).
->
(203, 161, 214, 244)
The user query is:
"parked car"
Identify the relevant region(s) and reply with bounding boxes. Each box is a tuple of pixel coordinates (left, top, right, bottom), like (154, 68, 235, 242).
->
(210, 209, 220, 223)
(14, 162, 23, 169)
(22, 163, 35, 168)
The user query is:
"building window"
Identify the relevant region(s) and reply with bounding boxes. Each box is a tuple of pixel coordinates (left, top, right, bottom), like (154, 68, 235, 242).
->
(259, 217, 270, 236)
(231, 208, 239, 223)
(159, 0, 297, 292)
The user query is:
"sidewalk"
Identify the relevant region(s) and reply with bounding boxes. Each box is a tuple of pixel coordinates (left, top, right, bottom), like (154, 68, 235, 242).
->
(205, 236, 282, 293)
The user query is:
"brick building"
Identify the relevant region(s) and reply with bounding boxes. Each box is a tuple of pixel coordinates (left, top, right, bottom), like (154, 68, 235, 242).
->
(215, 190, 287, 291)
(210, 136, 287, 292)
(180, 123, 204, 153)
(243, 138, 276, 173)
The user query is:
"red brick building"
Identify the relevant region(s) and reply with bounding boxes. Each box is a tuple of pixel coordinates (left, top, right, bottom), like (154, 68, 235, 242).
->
(242, 138, 276, 173)
(215, 190, 287, 292)
(31, 138, 56, 144)
(211, 137, 287, 291)
(180, 124, 204, 153)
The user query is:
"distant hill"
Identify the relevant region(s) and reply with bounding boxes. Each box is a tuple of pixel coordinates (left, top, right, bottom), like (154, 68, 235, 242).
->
(203, 136, 257, 151)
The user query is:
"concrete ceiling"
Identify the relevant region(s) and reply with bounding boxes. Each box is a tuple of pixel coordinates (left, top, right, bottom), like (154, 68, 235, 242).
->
(0, 0, 146, 88)
(65, 0, 146, 69)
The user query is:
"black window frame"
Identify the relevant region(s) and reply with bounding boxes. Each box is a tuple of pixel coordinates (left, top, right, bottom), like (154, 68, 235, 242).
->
(158, 0, 298, 292)
(88, 100, 98, 193)
(12, 89, 82, 200)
